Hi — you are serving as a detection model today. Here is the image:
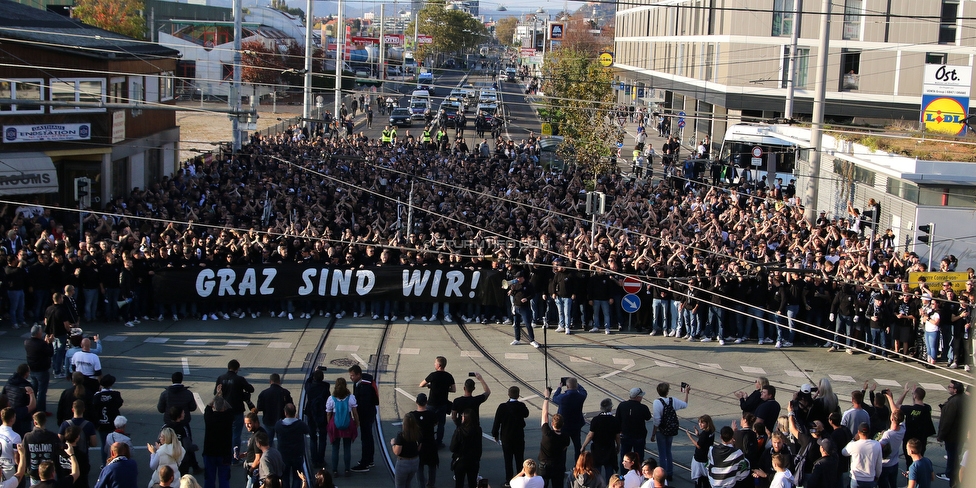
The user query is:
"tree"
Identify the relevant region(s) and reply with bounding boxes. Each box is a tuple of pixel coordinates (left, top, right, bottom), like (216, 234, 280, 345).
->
(241, 40, 285, 85)
(559, 15, 605, 56)
(72, 0, 145, 40)
(407, 0, 489, 64)
(494, 17, 518, 47)
(541, 47, 618, 177)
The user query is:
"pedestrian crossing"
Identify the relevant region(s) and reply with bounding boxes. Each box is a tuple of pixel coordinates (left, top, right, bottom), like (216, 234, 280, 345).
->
(92, 335, 292, 349)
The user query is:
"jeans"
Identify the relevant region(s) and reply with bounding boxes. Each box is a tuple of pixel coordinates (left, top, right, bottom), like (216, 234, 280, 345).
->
(394, 456, 420, 488)
(878, 464, 899, 488)
(308, 418, 328, 465)
(683, 308, 700, 337)
(555, 297, 573, 328)
(868, 328, 885, 356)
(432, 404, 449, 445)
(7, 289, 24, 325)
(835, 315, 855, 348)
(748, 306, 766, 340)
(592, 300, 610, 330)
(31, 289, 49, 324)
(29, 369, 50, 413)
(924, 330, 939, 362)
(706, 305, 723, 338)
(657, 434, 675, 479)
(331, 437, 352, 472)
(81, 288, 99, 322)
(514, 307, 535, 342)
(652, 299, 672, 334)
(203, 455, 231, 488)
(53, 336, 67, 376)
(782, 304, 799, 342)
(103, 288, 120, 321)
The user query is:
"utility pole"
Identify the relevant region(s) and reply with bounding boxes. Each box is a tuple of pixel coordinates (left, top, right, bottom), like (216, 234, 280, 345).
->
(784, 0, 802, 120)
(379, 5, 386, 87)
(334, 0, 344, 118)
(803, 0, 830, 224)
(231, 0, 243, 151)
(303, 0, 314, 130)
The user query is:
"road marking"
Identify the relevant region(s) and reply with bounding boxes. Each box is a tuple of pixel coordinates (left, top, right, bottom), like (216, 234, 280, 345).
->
(185, 339, 208, 346)
(268, 342, 292, 349)
(226, 341, 249, 348)
(351, 354, 368, 367)
(829, 374, 855, 383)
(336, 344, 359, 352)
(504, 353, 528, 360)
(520, 395, 538, 401)
(570, 357, 592, 362)
(785, 370, 806, 378)
(182, 358, 190, 375)
(398, 348, 420, 355)
(600, 370, 623, 379)
(655, 360, 678, 368)
(460, 351, 483, 358)
(875, 379, 901, 387)
(614, 358, 636, 370)
(395, 387, 415, 400)
(102, 335, 127, 342)
(918, 382, 945, 392)
(698, 363, 721, 370)
(144, 337, 169, 344)
(741, 366, 766, 374)
(193, 392, 205, 411)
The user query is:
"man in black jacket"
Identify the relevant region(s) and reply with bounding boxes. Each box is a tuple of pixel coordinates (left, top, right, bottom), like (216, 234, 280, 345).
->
(3, 364, 36, 435)
(158, 372, 196, 426)
(256, 374, 292, 441)
(616, 387, 652, 470)
(214, 360, 254, 453)
(24, 324, 54, 414)
(804, 438, 840, 488)
(348, 365, 378, 473)
(302, 369, 329, 467)
(491, 386, 529, 483)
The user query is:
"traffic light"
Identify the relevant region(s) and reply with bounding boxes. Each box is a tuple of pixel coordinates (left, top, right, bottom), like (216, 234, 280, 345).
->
(918, 223, 934, 244)
(74, 177, 91, 208)
(585, 191, 606, 215)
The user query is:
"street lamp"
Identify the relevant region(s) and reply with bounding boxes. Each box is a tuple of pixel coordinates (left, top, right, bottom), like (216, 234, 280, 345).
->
(536, 7, 547, 59)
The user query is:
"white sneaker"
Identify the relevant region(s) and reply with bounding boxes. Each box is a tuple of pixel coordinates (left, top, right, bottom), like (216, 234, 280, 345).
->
(223, 313, 230, 320)
(555, 327, 565, 332)
(157, 314, 164, 321)
(605, 329, 611, 335)
(444, 314, 452, 322)
(775, 341, 783, 349)
(422, 316, 429, 321)
(277, 311, 286, 318)
(783, 341, 793, 347)
(353, 312, 360, 318)
(336, 312, 344, 319)
(202, 314, 208, 321)
(530, 341, 540, 348)
(391, 315, 397, 321)
(700, 337, 712, 342)
(565, 329, 572, 335)
(589, 327, 600, 332)
(511, 340, 522, 345)
(250, 312, 257, 319)
(373, 314, 379, 320)
(142, 316, 150, 321)
(210, 313, 219, 321)
(324, 312, 331, 317)
(124, 321, 135, 327)
(502, 318, 513, 325)
(734, 338, 744, 344)
(288, 313, 294, 320)
(384, 315, 390, 321)
(172, 314, 179, 321)
(132, 319, 141, 324)
(719, 339, 726, 345)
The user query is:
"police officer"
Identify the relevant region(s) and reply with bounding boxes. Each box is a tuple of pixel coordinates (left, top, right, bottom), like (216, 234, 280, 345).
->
(422, 126, 434, 149)
(381, 126, 393, 145)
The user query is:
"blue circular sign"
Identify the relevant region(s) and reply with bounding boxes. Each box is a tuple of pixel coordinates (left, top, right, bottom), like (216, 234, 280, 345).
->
(621, 294, 641, 313)
(677, 120, 686, 128)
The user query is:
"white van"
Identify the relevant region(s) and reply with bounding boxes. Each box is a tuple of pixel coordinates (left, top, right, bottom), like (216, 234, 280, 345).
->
(411, 89, 431, 102)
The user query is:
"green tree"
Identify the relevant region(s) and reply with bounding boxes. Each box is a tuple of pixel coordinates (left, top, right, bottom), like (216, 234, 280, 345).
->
(541, 47, 617, 177)
(72, 0, 145, 39)
(494, 17, 518, 47)
(407, 0, 488, 64)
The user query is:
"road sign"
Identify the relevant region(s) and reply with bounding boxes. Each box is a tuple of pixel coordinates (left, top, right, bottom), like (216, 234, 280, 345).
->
(751, 145, 763, 167)
(616, 141, 624, 148)
(622, 276, 642, 294)
(678, 111, 686, 117)
(621, 294, 641, 313)
(599, 52, 614, 67)
(677, 120, 686, 128)
(541, 122, 552, 136)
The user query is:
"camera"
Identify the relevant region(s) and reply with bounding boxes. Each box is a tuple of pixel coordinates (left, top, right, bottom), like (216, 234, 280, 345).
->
(680, 382, 688, 392)
(316, 366, 328, 372)
(881, 389, 890, 396)
(468, 372, 476, 377)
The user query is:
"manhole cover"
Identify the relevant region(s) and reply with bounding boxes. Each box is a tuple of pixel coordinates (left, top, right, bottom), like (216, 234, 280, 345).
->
(330, 358, 358, 367)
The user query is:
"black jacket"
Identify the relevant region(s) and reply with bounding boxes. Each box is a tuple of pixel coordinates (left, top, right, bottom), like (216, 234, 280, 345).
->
(491, 399, 529, 442)
(256, 384, 293, 428)
(158, 384, 197, 424)
(214, 371, 254, 414)
(25, 337, 54, 372)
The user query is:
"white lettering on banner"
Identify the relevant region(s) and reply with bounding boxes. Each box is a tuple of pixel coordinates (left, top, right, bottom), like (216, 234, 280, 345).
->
(260, 269, 276, 294)
(239, 269, 257, 295)
(196, 268, 277, 297)
(404, 269, 434, 296)
(355, 271, 375, 294)
(3, 123, 91, 143)
(445, 270, 466, 298)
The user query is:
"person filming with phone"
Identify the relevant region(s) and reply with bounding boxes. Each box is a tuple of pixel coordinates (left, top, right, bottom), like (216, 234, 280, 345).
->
(650, 382, 690, 483)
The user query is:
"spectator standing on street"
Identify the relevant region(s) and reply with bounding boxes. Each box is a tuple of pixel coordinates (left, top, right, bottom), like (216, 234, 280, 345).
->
(255, 432, 284, 487)
(538, 387, 569, 488)
(408, 393, 439, 488)
(45, 293, 71, 379)
(492, 386, 529, 484)
(256, 374, 292, 441)
(890, 384, 935, 470)
(94, 442, 138, 488)
(214, 360, 254, 454)
(734, 377, 768, 416)
(3, 364, 36, 436)
(70, 337, 102, 394)
(274, 404, 308, 488)
(202, 394, 234, 488)
(452, 373, 491, 425)
(450, 409, 483, 488)
(706, 426, 751, 488)
(326, 377, 359, 477)
(616, 387, 651, 470)
(303, 369, 330, 468)
(420, 356, 456, 449)
(391, 412, 421, 488)
(0, 408, 21, 481)
(104, 416, 133, 466)
(686, 415, 715, 488)
(936, 380, 964, 486)
(92, 375, 124, 465)
(841, 390, 871, 437)
(348, 365, 378, 473)
(752, 385, 781, 436)
(552, 377, 587, 462)
(841, 423, 882, 488)
(24, 325, 53, 414)
(581, 398, 619, 481)
(877, 410, 905, 488)
(905, 438, 934, 488)
(149, 427, 185, 488)
(24, 411, 64, 485)
(650, 382, 689, 482)
(509, 459, 543, 488)
(158, 372, 197, 448)
(509, 271, 540, 347)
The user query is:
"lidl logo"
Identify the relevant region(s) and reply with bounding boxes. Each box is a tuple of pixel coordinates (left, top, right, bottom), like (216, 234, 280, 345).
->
(922, 96, 968, 135)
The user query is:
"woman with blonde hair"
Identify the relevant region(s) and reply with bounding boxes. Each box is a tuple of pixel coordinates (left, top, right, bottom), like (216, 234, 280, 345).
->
(148, 427, 185, 488)
(179, 474, 203, 488)
(811, 378, 839, 424)
(569, 451, 605, 488)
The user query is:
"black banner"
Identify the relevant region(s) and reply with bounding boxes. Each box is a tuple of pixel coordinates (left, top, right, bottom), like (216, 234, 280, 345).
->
(152, 265, 507, 306)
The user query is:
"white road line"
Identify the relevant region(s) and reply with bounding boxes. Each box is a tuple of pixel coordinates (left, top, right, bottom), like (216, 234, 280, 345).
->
(398, 348, 420, 355)
(918, 382, 945, 392)
(654, 360, 678, 368)
(336, 344, 360, 352)
(351, 353, 368, 367)
(182, 358, 190, 376)
(740, 366, 766, 374)
(600, 370, 623, 379)
(193, 392, 206, 412)
(614, 358, 636, 371)
(829, 374, 856, 383)
(785, 370, 807, 378)
(144, 337, 169, 344)
(698, 363, 721, 370)
(504, 353, 528, 360)
(185, 339, 208, 346)
(102, 336, 127, 342)
(520, 395, 538, 402)
(395, 387, 415, 400)
(226, 340, 249, 348)
(875, 379, 901, 387)
(267, 342, 292, 349)
(460, 351, 483, 358)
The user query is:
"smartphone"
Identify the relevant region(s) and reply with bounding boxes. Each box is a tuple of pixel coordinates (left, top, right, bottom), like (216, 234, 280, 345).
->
(680, 382, 688, 391)
(560, 377, 569, 387)
(468, 372, 476, 377)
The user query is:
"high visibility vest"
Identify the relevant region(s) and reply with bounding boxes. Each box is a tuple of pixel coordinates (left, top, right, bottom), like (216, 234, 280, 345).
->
(422, 131, 432, 143)
(389, 129, 397, 141)
(381, 130, 391, 143)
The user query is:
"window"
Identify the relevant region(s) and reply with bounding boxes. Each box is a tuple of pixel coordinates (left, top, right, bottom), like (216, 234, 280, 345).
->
(145, 75, 159, 104)
(49, 78, 105, 112)
(842, 0, 863, 41)
(833, 158, 875, 186)
(0, 79, 44, 113)
(926, 52, 948, 65)
(781, 46, 810, 89)
(109, 77, 126, 104)
(772, 0, 794, 37)
(886, 178, 919, 203)
(939, 0, 959, 44)
(128, 76, 144, 104)
(160, 72, 174, 101)
(840, 49, 860, 91)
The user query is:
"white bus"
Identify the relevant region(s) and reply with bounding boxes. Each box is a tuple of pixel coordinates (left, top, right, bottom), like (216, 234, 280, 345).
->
(718, 124, 799, 185)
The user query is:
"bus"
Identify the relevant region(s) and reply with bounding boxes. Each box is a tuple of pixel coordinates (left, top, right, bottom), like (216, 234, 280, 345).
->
(717, 124, 799, 186)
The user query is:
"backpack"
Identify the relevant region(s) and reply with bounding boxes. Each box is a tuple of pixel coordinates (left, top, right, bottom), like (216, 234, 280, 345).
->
(658, 398, 680, 436)
(333, 397, 351, 430)
(792, 440, 812, 487)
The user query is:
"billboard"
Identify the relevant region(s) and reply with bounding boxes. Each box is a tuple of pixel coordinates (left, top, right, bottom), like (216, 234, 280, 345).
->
(920, 64, 972, 135)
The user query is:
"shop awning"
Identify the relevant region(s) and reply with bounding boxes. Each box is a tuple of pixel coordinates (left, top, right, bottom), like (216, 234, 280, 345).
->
(0, 152, 58, 195)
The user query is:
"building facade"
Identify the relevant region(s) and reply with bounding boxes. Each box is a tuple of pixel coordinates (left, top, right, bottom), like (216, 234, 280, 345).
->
(0, 0, 180, 206)
(613, 0, 976, 148)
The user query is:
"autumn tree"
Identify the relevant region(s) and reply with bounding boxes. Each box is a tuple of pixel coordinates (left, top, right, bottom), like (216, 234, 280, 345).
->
(73, 0, 145, 40)
(241, 40, 285, 85)
(541, 47, 617, 177)
(494, 17, 518, 47)
(407, 0, 489, 64)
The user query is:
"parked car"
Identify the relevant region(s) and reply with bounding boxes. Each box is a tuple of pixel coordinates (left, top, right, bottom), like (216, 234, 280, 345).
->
(389, 107, 412, 127)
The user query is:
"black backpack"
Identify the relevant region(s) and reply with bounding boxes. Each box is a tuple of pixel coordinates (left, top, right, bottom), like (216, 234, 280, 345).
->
(658, 398, 680, 436)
